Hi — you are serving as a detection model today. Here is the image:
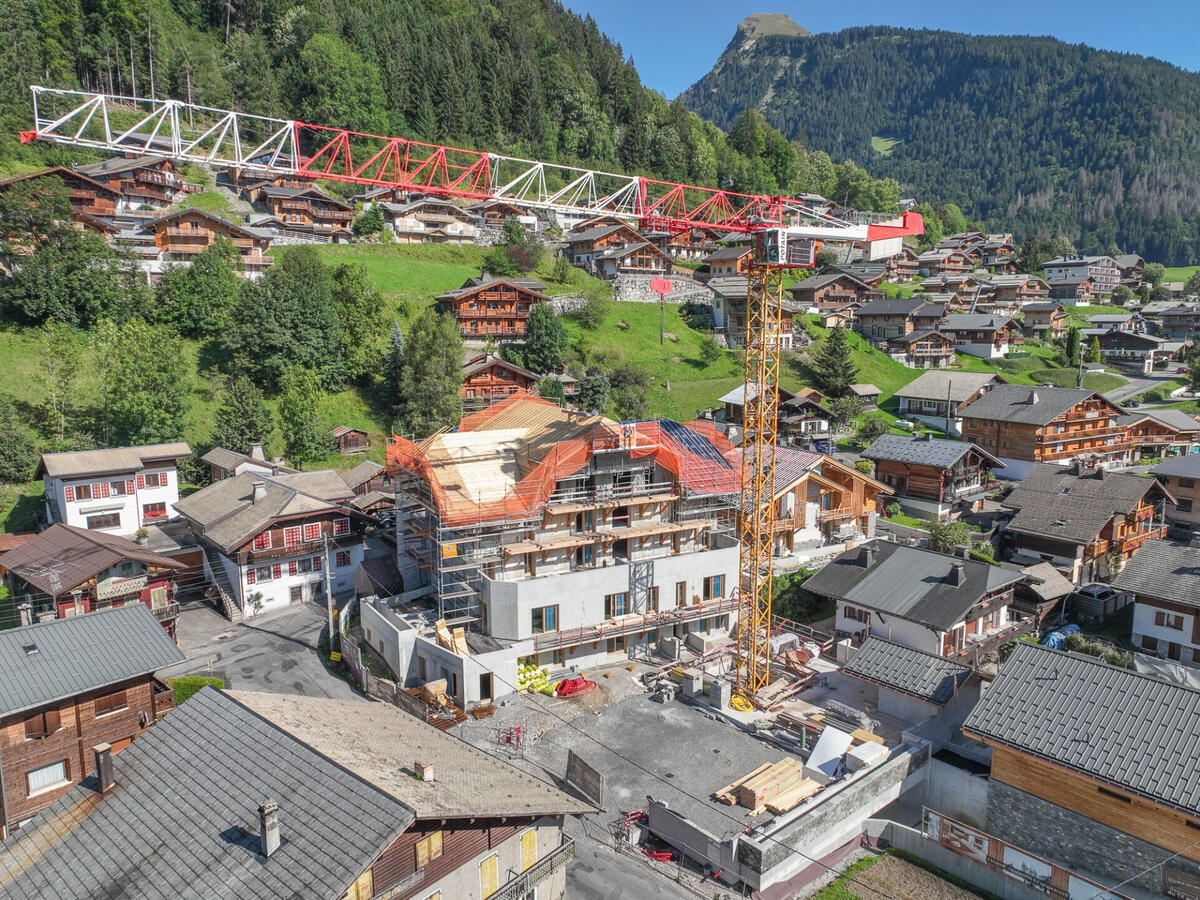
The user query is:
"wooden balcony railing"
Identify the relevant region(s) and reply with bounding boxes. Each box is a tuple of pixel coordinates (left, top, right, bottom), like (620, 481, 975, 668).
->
(818, 506, 854, 522)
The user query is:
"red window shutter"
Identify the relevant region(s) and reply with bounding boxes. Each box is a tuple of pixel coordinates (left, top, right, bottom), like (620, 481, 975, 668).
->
(64, 485, 74, 502)
(100, 482, 110, 498)
(313, 556, 322, 572)
(136, 475, 145, 489)
(272, 564, 281, 579)
(93, 483, 102, 498)
(289, 560, 297, 576)
(161, 471, 170, 487)
(246, 568, 256, 584)
(126, 480, 135, 494)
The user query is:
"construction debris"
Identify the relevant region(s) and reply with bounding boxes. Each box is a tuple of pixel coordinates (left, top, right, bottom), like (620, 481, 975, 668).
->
(435, 619, 471, 655)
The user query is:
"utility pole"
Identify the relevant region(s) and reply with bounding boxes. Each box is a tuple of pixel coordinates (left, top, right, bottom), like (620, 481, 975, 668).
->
(323, 535, 337, 656)
(945, 378, 953, 436)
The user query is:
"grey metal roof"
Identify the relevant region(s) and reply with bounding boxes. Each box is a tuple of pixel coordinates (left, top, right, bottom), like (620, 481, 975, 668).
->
(436, 277, 550, 302)
(894, 371, 1005, 403)
(958, 384, 1099, 426)
(1112, 540, 1200, 607)
(0, 688, 414, 900)
(963, 641, 1200, 816)
(843, 637, 972, 705)
(1139, 410, 1200, 433)
(853, 298, 925, 317)
(1022, 301, 1064, 312)
(862, 434, 1002, 469)
(1152, 455, 1200, 478)
(0, 605, 183, 718)
(787, 272, 872, 294)
(802, 541, 1022, 631)
(938, 313, 1017, 332)
(37, 442, 191, 478)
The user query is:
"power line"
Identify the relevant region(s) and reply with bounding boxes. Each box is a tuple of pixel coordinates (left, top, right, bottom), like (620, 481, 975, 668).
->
(1088, 834, 1200, 899)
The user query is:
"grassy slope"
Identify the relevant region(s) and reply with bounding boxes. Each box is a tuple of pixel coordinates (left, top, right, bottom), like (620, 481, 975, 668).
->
(1163, 266, 1200, 283)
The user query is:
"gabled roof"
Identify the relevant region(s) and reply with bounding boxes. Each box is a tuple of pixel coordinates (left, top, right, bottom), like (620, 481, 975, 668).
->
(329, 425, 367, 438)
(254, 183, 351, 208)
(886, 329, 952, 345)
(862, 434, 1003, 470)
(853, 298, 925, 317)
(938, 313, 1017, 332)
(707, 276, 749, 299)
(340, 460, 385, 491)
(1114, 253, 1144, 269)
(894, 371, 1005, 403)
(802, 541, 1022, 631)
(1022, 301, 1065, 313)
(0, 166, 121, 197)
(436, 277, 551, 303)
(593, 240, 668, 262)
(717, 384, 796, 406)
(1043, 255, 1115, 267)
(0, 524, 183, 596)
(958, 384, 1102, 426)
(1152, 455, 1200, 478)
(75, 155, 174, 177)
(1018, 561, 1076, 602)
(963, 641, 1200, 816)
(1122, 409, 1200, 434)
(1113, 540, 1200, 607)
(787, 272, 872, 294)
(200, 447, 296, 476)
(0, 605, 183, 719)
(843, 637, 972, 706)
(847, 383, 881, 397)
(462, 352, 541, 382)
(37, 442, 191, 479)
(144, 207, 265, 241)
(703, 246, 753, 262)
(988, 274, 1048, 288)
(563, 223, 640, 244)
(173, 471, 356, 554)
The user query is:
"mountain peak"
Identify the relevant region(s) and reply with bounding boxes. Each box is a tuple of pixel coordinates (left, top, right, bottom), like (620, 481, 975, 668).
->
(736, 13, 809, 40)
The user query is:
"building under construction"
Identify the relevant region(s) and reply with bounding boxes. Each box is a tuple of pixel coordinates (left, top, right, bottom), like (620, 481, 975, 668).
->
(374, 393, 743, 706)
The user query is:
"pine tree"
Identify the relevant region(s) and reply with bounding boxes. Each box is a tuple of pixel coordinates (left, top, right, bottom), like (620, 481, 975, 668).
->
(211, 377, 273, 456)
(811, 327, 858, 396)
(1086, 336, 1103, 364)
(523, 303, 567, 374)
(1064, 326, 1081, 367)
(397, 307, 463, 436)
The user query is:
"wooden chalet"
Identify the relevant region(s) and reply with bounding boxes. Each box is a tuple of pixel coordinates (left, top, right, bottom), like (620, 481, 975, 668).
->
(244, 181, 354, 234)
(1044, 255, 1119, 296)
(0, 167, 121, 219)
(461, 352, 541, 409)
(916, 248, 973, 276)
(1046, 275, 1096, 304)
(1158, 305, 1200, 339)
(960, 385, 1127, 468)
(937, 313, 1019, 358)
(718, 384, 796, 427)
(708, 278, 802, 350)
(436, 276, 551, 341)
(330, 426, 369, 455)
(895, 371, 1006, 434)
(1115, 253, 1145, 285)
(778, 397, 836, 447)
(469, 199, 539, 232)
(988, 274, 1050, 304)
(1021, 302, 1068, 339)
(863, 433, 1003, 519)
(0, 605, 182, 838)
(785, 272, 879, 309)
(563, 223, 646, 266)
(379, 199, 480, 243)
(832, 263, 887, 288)
(847, 383, 881, 410)
(74, 156, 192, 211)
(978, 240, 1017, 272)
(701, 245, 754, 278)
(1116, 410, 1200, 461)
(852, 298, 930, 341)
(647, 226, 719, 260)
(592, 240, 672, 278)
(922, 274, 991, 298)
(885, 330, 955, 368)
(887, 247, 919, 281)
(1000, 462, 1172, 582)
(143, 208, 273, 276)
(1098, 329, 1186, 368)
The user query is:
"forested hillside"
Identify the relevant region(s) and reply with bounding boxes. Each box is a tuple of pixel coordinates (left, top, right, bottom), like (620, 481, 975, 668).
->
(682, 19, 1200, 263)
(0, 0, 897, 208)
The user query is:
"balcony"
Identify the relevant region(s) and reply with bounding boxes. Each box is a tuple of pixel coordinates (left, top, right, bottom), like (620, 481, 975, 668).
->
(818, 505, 854, 522)
(151, 601, 180, 622)
(492, 837, 575, 900)
(531, 594, 737, 652)
(950, 614, 1036, 660)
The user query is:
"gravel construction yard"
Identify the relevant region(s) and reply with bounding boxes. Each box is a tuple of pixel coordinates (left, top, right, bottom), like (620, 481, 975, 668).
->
(832, 854, 983, 900)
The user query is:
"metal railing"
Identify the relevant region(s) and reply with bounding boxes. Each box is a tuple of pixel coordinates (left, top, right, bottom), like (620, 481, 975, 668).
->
(493, 837, 575, 900)
(151, 602, 180, 622)
(531, 595, 737, 652)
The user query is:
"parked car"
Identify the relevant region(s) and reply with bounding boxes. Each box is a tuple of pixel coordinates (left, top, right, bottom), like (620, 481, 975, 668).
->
(1126, 398, 1140, 408)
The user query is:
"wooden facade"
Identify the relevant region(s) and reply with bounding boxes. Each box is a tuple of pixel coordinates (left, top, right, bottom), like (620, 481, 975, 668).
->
(885, 331, 955, 368)
(594, 241, 672, 278)
(437, 278, 550, 341)
(1021, 304, 1068, 339)
(871, 449, 996, 509)
(0, 168, 121, 219)
(962, 395, 1126, 463)
(887, 247, 919, 281)
(0, 675, 173, 836)
(787, 274, 877, 309)
(565, 224, 646, 264)
(75, 157, 187, 209)
(703, 246, 754, 277)
(147, 209, 273, 274)
(252, 183, 354, 231)
(331, 426, 370, 455)
(461, 354, 540, 409)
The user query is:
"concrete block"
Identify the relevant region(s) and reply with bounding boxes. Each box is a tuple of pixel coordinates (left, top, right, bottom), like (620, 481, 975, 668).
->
(844, 740, 888, 772)
(657, 636, 681, 659)
(682, 670, 705, 698)
(708, 678, 731, 710)
(769, 633, 799, 656)
(835, 638, 853, 665)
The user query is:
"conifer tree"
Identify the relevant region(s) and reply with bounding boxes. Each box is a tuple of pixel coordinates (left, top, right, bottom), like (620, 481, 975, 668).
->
(811, 327, 858, 396)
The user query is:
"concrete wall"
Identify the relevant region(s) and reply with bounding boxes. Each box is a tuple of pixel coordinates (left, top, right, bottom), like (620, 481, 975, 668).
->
(836, 602, 942, 655)
(924, 758, 989, 828)
(987, 779, 1200, 894)
(360, 599, 417, 681)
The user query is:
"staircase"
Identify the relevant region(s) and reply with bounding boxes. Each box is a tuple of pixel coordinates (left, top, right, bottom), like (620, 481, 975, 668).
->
(203, 546, 243, 623)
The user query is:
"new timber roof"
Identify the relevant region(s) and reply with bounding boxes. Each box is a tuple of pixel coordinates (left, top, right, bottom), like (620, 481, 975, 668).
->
(963, 641, 1200, 816)
(0, 605, 183, 719)
(1112, 540, 1200, 608)
(842, 637, 972, 706)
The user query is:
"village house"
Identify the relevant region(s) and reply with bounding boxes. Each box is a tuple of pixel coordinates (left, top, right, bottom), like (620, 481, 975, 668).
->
(885, 246, 920, 281)
(804, 541, 1026, 658)
(563, 223, 646, 267)
(1009, 560, 1076, 627)
(894, 371, 1005, 435)
(709, 277, 802, 350)
(884, 330, 956, 369)
(1158, 304, 1200, 339)
(330, 425, 369, 455)
(701, 245, 754, 278)
(379, 198, 481, 243)
(847, 383, 881, 410)
(959, 385, 1128, 474)
(201, 445, 295, 482)
(830, 262, 886, 287)
(387, 394, 742, 707)
(973, 296, 1024, 319)
(0, 167, 123, 222)
(916, 248, 973, 277)
(461, 351, 541, 410)
(646, 226, 719, 261)
(1000, 462, 1172, 583)
(1114, 539, 1200, 665)
(1043, 254, 1120, 296)
(818, 306, 857, 329)
(129, 208, 274, 280)
(592, 239, 672, 279)
(0, 605, 182, 839)
(0, 525, 183, 636)
(851, 297, 935, 341)
(977, 239, 1017, 272)
(1116, 409, 1200, 461)
(1114, 252, 1145, 285)
(963, 641, 1200, 896)
(1152, 455, 1200, 540)
(785, 272, 879, 309)
(987, 273, 1050, 305)
(173, 470, 369, 620)
(863, 434, 1003, 520)
(1088, 312, 1144, 332)
(435, 275, 551, 342)
(914, 291, 967, 312)
(468, 198, 541, 232)
(339, 460, 393, 518)
(243, 180, 354, 239)
(717, 384, 796, 428)
(1096, 329, 1186, 370)
(777, 396, 837, 448)
(921, 274, 991, 298)
(1046, 274, 1097, 304)
(937, 313, 1019, 358)
(1020, 301, 1068, 339)
(0, 686, 592, 900)
(74, 156, 192, 212)
(37, 443, 191, 537)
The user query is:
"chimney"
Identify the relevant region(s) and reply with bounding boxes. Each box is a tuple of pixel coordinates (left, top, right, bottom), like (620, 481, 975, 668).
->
(258, 800, 280, 858)
(950, 563, 966, 586)
(415, 760, 434, 782)
(1027, 390, 1039, 405)
(93, 743, 114, 794)
(955, 544, 971, 560)
(250, 443, 265, 461)
(859, 545, 876, 568)
(251, 481, 267, 505)
(17, 602, 32, 627)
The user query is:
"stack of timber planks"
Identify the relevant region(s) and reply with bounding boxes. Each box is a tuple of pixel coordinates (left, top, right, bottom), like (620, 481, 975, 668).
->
(712, 758, 821, 815)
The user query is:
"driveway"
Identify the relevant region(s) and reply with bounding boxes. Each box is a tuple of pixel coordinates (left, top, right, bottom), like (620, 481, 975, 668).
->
(158, 601, 360, 700)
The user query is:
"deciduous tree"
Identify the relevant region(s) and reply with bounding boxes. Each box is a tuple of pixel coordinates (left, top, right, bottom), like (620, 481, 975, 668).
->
(397, 307, 463, 436)
(277, 366, 329, 468)
(210, 377, 273, 456)
(154, 237, 240, 337)
(524, 302, 567, 374)
(94, 319, 191, 446)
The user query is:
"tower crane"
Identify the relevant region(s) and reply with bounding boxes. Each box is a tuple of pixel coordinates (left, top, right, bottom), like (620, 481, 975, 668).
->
(21, 86, 924, 702)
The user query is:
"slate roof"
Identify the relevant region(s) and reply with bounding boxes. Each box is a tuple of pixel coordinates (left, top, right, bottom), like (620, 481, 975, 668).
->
(75, 155, 172, 176)
(894, 371, 1004, 404)
(1114, 254, 1144, 269)
(958, 384, 1098, 426)
(173, 471, 356, 554)
(861, 434, 1002, 470)
(847, 383, 880, 397)
(563, 223, 636, 244)
(254, 183, 351, 207)
(1022, 301, 1065, 313)
(1112, 540, 1200, 607)
(436, 277, 550, 302)
(707, 276, 749, 299)
(1001, 464, 1169, 545)
(1152, 455, 1200, 479)
(938, 313, 1017, 332)
(802, 541, 1022, 631)
(786, 272, 871, 294)
(340, 460, 385, 491)
(1018, 562, 1076, 602)
(717, 383, 796, 406)
(1136, 410, 1200, 433)
(462, 352, 540, 381)
(37, 442, 191, 479)
(852, 298, 925, 317)
(0, 605, 183, 719)
(887, 329, 952, 346)
(963, 641, 1200, 816)
(200, 447, 296, 476)
(0, 524, 183, 596)
(703, 246, 752, 262)
(842, 637, 972, 705)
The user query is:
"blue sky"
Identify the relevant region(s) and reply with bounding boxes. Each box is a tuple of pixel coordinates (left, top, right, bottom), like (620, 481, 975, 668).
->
(562, 0, 1200, 98)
